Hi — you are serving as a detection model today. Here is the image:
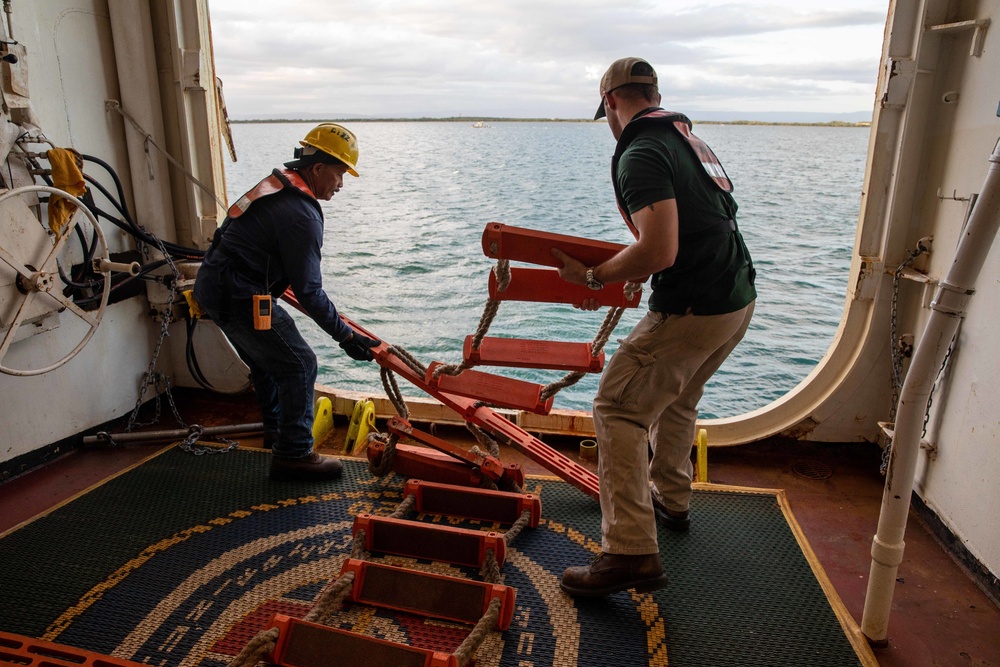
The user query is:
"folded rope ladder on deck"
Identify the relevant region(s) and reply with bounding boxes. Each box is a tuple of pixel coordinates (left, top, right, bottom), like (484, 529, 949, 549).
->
(227, 480, 538, 667)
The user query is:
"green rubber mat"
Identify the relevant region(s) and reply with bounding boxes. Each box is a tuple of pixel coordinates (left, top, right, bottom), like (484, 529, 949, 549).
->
(0, 447, 875, 666)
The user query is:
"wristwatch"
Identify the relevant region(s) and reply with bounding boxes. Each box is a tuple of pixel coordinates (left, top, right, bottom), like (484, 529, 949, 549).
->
(585, 267, 604, 291)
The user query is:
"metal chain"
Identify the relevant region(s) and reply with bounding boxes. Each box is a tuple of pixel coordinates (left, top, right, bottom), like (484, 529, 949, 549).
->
(887, 243, 929, 424)
(125, 236, 181, 433)
(177, 424, 240, 455)
(880, 338, 955, 475)
(921, 336, 956, 440)
(111, 234, 237, 455)
(882, 239, 946, 475)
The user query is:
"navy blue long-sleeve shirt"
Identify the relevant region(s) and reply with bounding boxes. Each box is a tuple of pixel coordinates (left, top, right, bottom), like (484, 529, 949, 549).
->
(194, 180, 353, 342)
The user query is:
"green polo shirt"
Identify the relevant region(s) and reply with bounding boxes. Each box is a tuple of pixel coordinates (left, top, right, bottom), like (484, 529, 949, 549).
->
(616, 124, 756, 315)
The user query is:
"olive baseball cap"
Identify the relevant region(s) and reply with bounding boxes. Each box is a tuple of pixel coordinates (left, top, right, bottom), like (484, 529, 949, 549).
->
(594, 57, 658, 120)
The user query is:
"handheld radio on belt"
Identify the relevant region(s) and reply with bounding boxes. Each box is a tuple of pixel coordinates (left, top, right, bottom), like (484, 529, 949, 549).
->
(253, 294, 272, 330)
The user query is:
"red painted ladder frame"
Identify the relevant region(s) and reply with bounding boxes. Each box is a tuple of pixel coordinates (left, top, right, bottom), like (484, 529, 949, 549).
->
(282, 289, 599, 499)
(0, 632, 148, 667)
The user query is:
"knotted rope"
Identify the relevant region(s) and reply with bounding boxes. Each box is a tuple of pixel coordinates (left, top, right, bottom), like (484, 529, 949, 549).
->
(433, 260, 511, 379)
(452, 508, 536, 664)
(467, 422, 502, 459)
(303, 570, 355, 626)
(503, 509, 533, 546)
(366, 355, 426, 477)
(453, 598, 502, 666)
(389, 493, 417, 518)
(225, 627, 280, 667)
(540, 280, 641, 400)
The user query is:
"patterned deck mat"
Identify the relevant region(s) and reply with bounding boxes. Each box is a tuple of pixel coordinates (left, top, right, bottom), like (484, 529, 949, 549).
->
(0, 446, 875, 666)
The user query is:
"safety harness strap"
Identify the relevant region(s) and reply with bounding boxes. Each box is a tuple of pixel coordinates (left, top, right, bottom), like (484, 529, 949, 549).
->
(227, 168, 316, 218)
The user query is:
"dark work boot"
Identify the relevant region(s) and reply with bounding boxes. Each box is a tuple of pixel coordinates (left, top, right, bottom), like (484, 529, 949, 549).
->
(560, 552, 668, 597)
(269, 451, 343, 481)
(651, 493, 691, 532)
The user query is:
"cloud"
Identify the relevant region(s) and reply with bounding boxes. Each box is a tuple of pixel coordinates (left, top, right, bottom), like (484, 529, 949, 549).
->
(208, 0, 887, 119)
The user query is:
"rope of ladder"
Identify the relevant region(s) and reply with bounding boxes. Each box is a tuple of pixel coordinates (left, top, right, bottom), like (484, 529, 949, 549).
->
(225, 500, 529, 667)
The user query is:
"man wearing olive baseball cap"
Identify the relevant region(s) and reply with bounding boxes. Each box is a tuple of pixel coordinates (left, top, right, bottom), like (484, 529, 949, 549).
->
(553, 57, 757, 597)
(593, 56, 658, 121)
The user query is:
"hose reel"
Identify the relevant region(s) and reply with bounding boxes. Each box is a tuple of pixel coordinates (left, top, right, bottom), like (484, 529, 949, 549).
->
(0, 184, 112, 376)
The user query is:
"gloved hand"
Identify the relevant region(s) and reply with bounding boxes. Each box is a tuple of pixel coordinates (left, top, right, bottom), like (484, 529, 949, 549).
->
(339, 331, 380, 361)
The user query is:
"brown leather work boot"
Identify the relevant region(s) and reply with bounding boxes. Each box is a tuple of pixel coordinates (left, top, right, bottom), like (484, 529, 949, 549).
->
(269, 451, 343, 481)
(560, 552, 668, 597)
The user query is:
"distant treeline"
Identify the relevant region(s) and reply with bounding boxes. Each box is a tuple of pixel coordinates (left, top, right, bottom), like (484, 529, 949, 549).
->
(231, 117, 871, 128)
(696, 120, 870, 127)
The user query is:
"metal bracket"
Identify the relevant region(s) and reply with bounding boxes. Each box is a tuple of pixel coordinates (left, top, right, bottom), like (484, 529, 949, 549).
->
(879, 422, 938, 460)
(925, 18, 991, 57)
(936, 188, 971, 202)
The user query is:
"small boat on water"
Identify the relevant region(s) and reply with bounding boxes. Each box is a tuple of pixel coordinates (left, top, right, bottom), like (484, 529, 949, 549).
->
(0, 1, 998, 665)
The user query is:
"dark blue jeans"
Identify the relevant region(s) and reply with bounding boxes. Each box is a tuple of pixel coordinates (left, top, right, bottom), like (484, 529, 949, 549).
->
(211, 302, 317, 459)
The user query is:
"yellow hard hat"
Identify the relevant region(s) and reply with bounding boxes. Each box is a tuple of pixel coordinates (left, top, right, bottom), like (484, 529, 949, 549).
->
(297, 123, 359, 176)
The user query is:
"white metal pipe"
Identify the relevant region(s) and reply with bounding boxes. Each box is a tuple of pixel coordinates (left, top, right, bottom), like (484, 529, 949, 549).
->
(95, 259, 141, 276)
(82, 422, 263, 445)
(862, 138, 1000, 642)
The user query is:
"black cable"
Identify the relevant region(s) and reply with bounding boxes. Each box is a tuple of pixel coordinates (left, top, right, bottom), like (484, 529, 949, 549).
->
(74, 189, 101, 273)
(69, 271, 147, 307)
(83, 173, 137, 228)
(86, 199, 202, 260)
(83, 153, 257, 399)
(81, 154, 131, 220)
(59, 262, 101, 290)
(80, 155, 206, 259)
(69, 222, 92, 282)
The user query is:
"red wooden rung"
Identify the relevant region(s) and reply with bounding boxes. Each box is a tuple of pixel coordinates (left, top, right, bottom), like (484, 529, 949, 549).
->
(354, 513, 507, 568)
(488, 267, 641, 308)
(0, 632, 148, 667)
(339, 558, 516, 630)
(425, 361, 554, 415)
(366, 441, 525, 489)
(404, 479, 542, 527)
(465, 335, 604, 373)
(267, 613, 458, 667)
(482, 222, 627, 267)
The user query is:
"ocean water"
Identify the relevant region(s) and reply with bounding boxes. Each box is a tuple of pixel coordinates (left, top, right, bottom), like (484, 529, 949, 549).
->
(222, 121, 869, 418)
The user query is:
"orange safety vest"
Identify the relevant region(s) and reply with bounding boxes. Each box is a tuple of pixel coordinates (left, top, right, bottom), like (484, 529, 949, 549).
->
(227, 168, 317, 218)
(661, 113, 733, 193)
(612, 108, 735, 239)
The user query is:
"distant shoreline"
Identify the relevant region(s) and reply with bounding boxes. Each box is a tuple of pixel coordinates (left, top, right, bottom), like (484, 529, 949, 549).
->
(230, 117, 872, 128)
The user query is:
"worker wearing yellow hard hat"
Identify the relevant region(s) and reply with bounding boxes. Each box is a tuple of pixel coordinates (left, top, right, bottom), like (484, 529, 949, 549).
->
(194, 122, 379, 482)
(288, 122, 360, 177)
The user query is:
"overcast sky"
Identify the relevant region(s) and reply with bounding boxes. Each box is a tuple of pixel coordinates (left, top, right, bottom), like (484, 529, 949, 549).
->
(207, 0, 889, 121)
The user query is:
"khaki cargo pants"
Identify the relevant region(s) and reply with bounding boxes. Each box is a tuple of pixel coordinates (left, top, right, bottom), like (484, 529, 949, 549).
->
(593, 302, 755, 554)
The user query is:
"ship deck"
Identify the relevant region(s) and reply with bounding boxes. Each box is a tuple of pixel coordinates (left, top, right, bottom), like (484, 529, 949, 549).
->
(1, 388, 998, 666)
